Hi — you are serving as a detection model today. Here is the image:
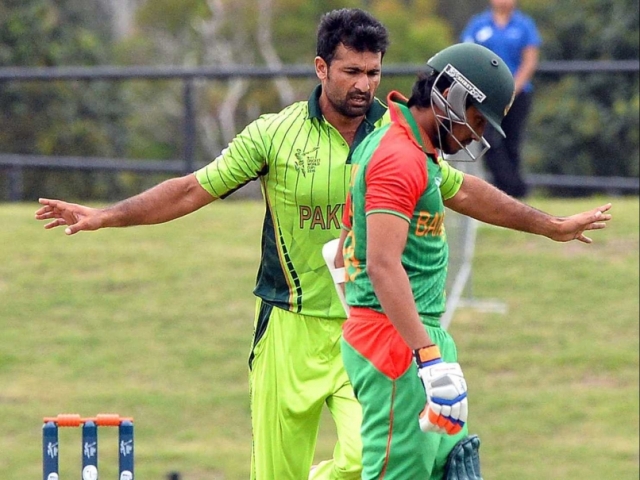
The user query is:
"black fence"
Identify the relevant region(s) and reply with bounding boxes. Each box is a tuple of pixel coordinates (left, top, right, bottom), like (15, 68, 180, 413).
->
(1, 60, 638, 201)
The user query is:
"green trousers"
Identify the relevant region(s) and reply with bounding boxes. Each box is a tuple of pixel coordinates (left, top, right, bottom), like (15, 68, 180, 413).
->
(341, 310, 468, 480)
(249, 299, 362, 480)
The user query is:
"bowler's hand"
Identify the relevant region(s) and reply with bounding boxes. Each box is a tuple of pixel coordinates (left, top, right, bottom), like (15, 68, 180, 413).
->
(35, 198, 104, 235)
(549, 203, 612, 243)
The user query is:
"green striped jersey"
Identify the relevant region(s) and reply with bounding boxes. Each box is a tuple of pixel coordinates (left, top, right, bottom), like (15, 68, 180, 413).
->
(196, 86, 388, 318)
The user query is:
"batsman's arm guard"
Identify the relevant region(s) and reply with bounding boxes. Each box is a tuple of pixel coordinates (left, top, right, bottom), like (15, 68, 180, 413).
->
(445, 434, 483, 480)
(322, 238, 349, 316)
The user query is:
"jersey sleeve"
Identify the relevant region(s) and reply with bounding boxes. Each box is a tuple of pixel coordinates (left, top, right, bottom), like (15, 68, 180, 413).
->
(364, 149, 427, 222)
(438, 159, 465, 200)
(195, 115, 272, 198)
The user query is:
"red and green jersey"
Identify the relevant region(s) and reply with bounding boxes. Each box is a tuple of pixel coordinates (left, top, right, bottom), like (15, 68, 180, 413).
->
(196, 86, 388, 318)
(343, 92, 462, 319)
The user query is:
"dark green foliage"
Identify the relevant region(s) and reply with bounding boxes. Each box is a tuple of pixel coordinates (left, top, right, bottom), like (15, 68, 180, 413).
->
(1, 0, 638, 201)
(524, 0, 639, 191)
(536, 0, 639, 61)
(0, 0, 110, 67)
(0, 0, 132, 201)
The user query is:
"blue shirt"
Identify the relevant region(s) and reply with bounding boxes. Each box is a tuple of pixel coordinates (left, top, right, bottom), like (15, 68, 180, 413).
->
(461, 10, 541, 93)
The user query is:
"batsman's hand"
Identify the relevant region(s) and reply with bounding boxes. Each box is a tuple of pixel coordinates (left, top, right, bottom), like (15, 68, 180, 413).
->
(35, 198, 104, 235)
(414, 345, 468, 435)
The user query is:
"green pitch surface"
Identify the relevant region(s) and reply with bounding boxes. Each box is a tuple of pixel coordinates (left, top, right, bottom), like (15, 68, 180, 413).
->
(0, 196, 637, 479)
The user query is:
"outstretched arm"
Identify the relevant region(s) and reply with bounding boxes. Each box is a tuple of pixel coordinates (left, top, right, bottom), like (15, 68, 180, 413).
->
(444, 174, 612, 243)
(35, 173, 215, 235)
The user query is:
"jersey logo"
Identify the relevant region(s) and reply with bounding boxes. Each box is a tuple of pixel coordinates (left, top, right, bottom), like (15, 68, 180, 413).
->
(476, 26, 494, 43)
(415, 211, 445, 237)
(443, 64, 486, 103)
(299, 204, 343, 230)
(294, 147, 320, 177)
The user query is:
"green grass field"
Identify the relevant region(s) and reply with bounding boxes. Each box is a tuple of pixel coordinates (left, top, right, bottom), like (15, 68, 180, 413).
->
(0, 196, 637, 479)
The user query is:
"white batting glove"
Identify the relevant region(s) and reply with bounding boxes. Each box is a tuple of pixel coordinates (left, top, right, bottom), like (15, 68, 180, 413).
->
(414, 345, 468, 435)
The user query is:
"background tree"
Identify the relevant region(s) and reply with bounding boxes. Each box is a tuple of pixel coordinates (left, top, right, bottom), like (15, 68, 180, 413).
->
(436, 0, 487, 35)
(1, 0, 637, 200)
(523, 0, 639, 192)
(0, 0, 130, 200)
(114, 0, 454, 163)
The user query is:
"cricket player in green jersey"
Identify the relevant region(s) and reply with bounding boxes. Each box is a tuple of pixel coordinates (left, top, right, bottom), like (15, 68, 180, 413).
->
(36, 11, 612, 480)
(334, 43, 612, 480)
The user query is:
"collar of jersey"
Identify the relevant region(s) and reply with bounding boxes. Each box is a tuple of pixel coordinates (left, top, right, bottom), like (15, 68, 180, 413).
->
(387, 91, 437, 159)
(308, 84, 388, 164)
(307, 84, 387, 125)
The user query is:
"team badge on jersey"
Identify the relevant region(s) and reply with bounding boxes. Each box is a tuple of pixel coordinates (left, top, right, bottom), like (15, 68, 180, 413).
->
(294, 147, 320, 177)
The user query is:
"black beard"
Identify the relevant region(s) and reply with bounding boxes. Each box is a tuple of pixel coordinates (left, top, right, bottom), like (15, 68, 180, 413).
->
(437, 122, 456, 155)
(331, 92, 372, 118)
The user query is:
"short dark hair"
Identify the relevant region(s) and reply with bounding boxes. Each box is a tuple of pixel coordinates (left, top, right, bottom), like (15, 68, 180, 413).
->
(408, 69, 441, 108)
(316, 8, 389, 65)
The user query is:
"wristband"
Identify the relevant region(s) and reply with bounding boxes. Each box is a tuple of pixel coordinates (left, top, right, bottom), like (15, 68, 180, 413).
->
(413, 344, 441, 367)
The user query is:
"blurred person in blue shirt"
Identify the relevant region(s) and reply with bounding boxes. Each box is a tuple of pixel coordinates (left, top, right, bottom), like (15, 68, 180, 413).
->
(461, 0, 541, 198)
